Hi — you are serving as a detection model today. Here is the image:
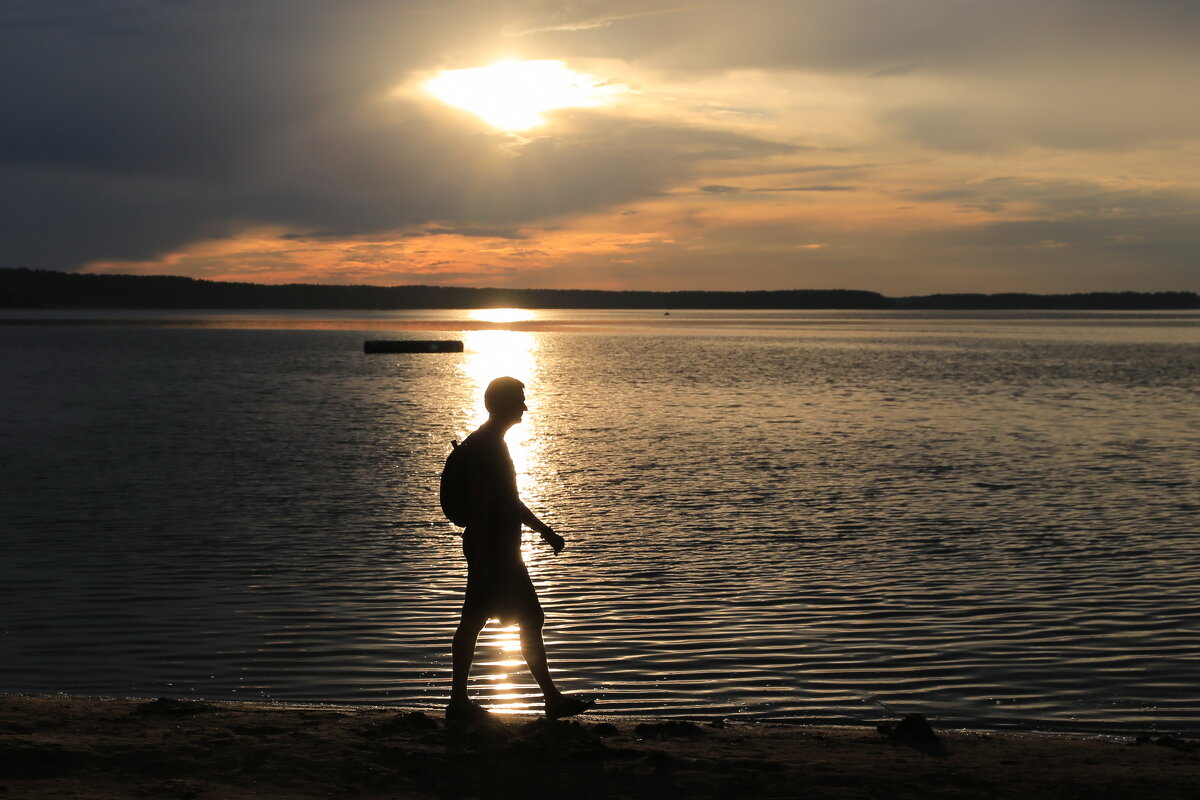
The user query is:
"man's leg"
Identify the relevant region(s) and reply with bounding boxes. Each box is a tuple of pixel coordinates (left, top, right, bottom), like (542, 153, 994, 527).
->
(521, 612, 596, 720)
(518, 608, 562, 701)
(451, 610, 489, 704)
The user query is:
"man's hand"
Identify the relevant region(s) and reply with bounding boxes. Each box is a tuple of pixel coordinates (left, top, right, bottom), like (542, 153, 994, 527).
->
(542, 530, 565, 555)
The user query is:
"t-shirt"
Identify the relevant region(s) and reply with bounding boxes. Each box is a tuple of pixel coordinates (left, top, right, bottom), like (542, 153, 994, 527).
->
(458, 429, 523, 561)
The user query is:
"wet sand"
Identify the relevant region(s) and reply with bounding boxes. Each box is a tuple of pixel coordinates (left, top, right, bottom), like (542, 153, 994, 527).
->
(1, 695, 1196, 799)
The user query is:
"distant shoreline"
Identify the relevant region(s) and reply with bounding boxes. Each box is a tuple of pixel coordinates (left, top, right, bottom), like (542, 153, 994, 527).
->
(2, 267, 1197, 311)
(2, 309, 1198, 334)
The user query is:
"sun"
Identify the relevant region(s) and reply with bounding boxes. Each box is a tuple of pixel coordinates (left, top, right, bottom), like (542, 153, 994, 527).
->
(469, 308, 537, 324)
(424, 59, 622, 131)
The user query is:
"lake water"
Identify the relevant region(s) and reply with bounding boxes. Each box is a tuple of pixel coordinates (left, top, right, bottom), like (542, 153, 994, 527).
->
(1, 309, 1198, 734)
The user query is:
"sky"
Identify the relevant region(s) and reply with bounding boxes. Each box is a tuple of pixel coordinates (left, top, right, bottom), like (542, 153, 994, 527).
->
(3, 0, 1198, 294)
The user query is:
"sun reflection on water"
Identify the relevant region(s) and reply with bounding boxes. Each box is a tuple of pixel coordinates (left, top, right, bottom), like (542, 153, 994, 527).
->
(457, 322, 551, 713)
(458, 329, 543, 504)
(469, 308, 538, 324)
(475, 626, 541, 714)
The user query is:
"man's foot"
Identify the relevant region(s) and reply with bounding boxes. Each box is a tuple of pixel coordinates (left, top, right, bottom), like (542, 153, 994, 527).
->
(545, 694, 596, 721)
(445, 699, 491, 724)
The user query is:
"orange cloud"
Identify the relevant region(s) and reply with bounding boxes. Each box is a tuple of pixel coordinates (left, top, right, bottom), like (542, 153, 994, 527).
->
(81, 223, 678, 288)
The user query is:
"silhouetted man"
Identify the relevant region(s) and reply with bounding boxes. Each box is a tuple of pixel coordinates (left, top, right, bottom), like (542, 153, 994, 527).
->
(447, 376, 594, 722)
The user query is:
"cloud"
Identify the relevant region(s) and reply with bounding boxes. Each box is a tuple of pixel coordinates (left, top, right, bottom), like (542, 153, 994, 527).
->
(751, 185, 858, 193)
(0, 0, 793, 270)
(909, 178, 1200, 220)
(420, 226, 528, 240)
(502, 3, 694, 36)
(2, 0, 1197, 292)
(82, 220, 682, 287)
(880, 73, 1200, 152)
(517, 1, 1200, 150)
(871, 62, 923, 78)
(524, 1, 1200, 75)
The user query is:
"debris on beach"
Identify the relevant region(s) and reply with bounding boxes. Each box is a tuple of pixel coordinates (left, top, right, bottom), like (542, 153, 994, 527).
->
(877, 712, 946, 756)
(131, 697, 217, 716)
(634, 720, 707, 738)
(1135, 734, 1198, 752)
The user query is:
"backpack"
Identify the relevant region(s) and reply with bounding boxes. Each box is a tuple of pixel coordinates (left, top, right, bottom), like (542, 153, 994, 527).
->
(439, 439, 472, 527)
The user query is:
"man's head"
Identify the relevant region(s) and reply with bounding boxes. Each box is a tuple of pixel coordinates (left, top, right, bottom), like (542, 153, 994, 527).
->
(484, 376, 527, 426)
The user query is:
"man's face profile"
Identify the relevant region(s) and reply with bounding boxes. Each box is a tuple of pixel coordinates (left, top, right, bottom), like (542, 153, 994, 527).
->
(485, 377, 527, 426)
(497, 389, 527, 424)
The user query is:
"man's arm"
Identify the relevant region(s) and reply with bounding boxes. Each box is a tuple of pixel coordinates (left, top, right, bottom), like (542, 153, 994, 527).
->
(466, 476, 491, 572)
(520, 502, 564, 554)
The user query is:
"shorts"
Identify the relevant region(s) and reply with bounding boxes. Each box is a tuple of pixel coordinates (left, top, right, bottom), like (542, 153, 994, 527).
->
(462, 559, 543, 625)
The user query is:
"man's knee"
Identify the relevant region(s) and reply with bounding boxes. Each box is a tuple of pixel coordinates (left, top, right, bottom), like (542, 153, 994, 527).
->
(518, 608, 545, 631)
(455, 610, 489, 637)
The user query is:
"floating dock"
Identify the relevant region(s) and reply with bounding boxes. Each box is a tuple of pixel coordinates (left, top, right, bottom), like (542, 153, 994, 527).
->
(364, 340, 464, 354)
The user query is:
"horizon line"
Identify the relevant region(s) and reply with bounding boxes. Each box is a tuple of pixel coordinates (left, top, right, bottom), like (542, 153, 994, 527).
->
(2, 267, 1198, 301)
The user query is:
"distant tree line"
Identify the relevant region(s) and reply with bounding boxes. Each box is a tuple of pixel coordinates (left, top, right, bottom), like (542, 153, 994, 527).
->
(892, 292, 1200, 310)
(1, 267, 1196, 310)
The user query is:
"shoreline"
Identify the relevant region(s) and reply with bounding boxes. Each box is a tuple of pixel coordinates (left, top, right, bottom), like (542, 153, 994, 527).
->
(2, 694, 1196, 799)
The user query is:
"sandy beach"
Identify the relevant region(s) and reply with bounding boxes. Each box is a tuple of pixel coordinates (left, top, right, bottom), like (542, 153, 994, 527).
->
(1, 695, 1196, 799)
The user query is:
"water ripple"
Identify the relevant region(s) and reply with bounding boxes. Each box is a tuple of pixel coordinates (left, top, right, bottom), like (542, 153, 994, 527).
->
(1, 318, 1198, 734)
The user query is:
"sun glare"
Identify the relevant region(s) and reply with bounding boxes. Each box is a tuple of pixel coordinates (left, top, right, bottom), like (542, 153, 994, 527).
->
(469, 307, 537, 324)
(425, 60, 622, 131)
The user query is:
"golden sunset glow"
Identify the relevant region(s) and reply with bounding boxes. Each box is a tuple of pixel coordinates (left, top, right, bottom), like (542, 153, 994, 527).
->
(25, 3, 1196, 294)
(460, 329, 538, 428)
(469, 308, 538, 324)
(424, 59, 624, 130)
(458, 327, 547, 715)
(458, 329, 544, 515)
(474, 626, 535, 714)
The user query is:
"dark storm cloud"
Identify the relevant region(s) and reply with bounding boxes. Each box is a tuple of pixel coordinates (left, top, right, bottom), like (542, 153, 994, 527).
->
(1, 0, 440, 267)
(3, 1, 384, 176)
(0, 0, 793, 270)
